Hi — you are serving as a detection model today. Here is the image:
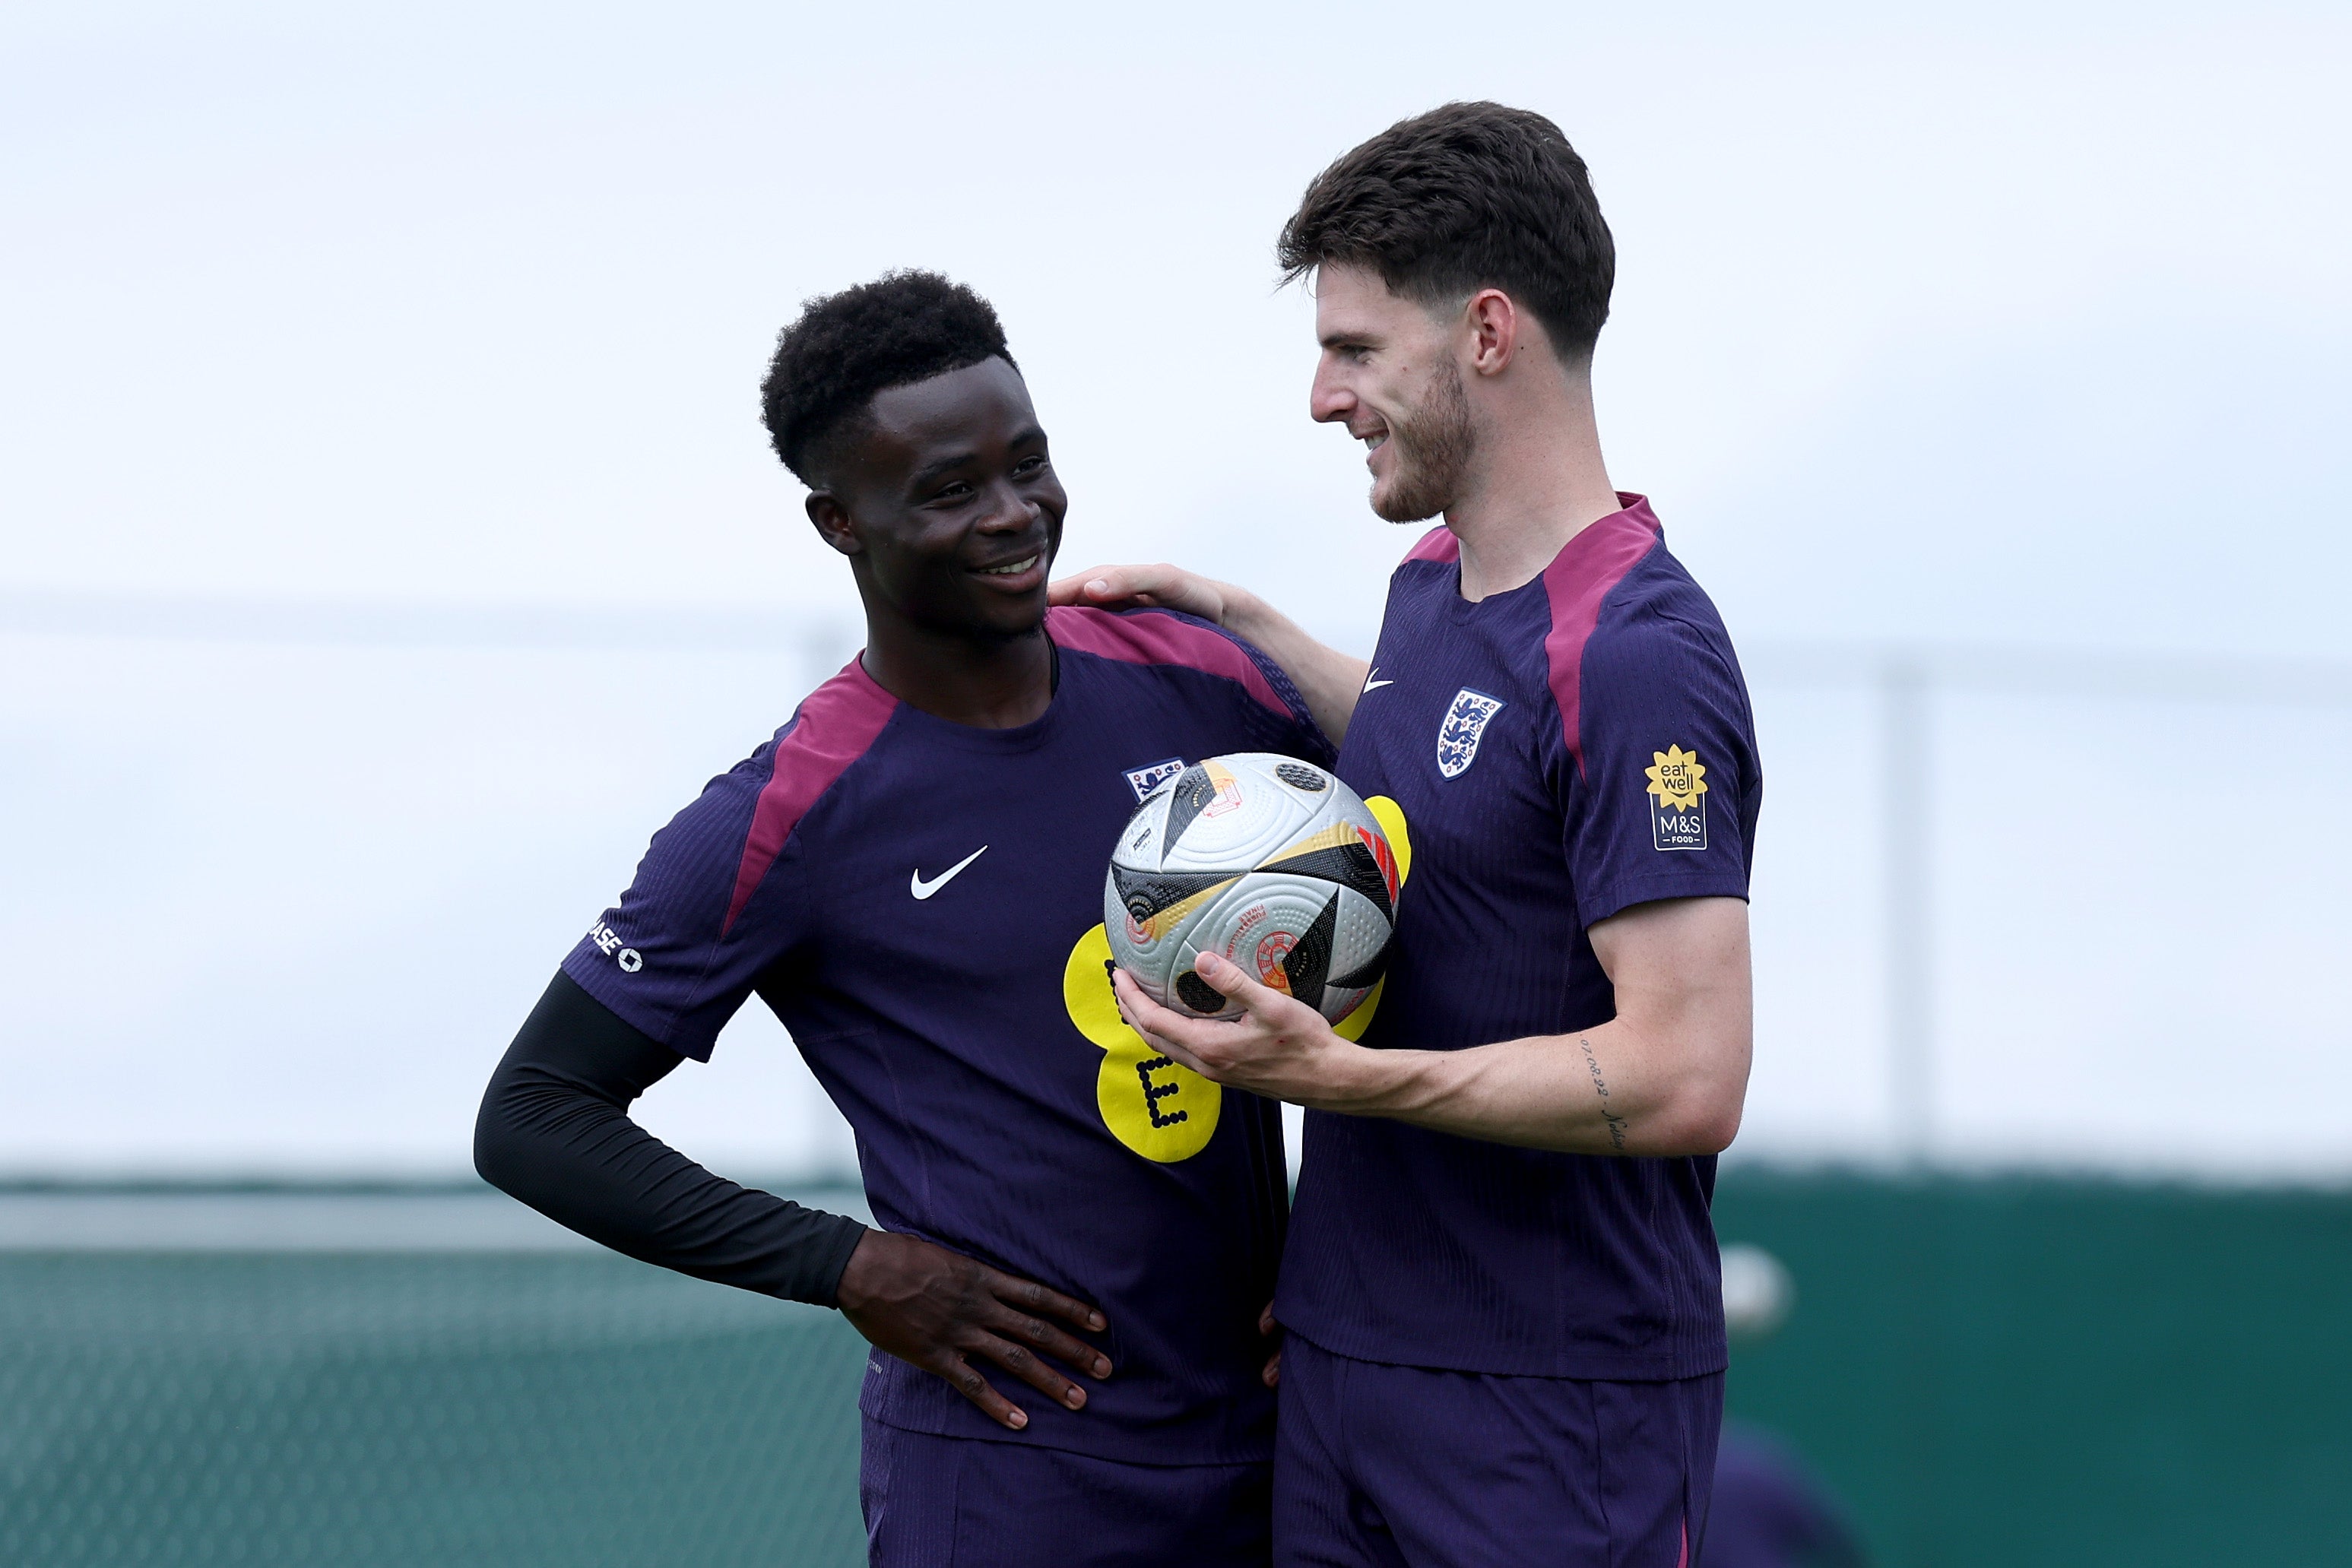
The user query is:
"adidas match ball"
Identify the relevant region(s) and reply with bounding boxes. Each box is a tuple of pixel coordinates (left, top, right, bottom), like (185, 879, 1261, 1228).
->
(1104, 753, 1397, 1024)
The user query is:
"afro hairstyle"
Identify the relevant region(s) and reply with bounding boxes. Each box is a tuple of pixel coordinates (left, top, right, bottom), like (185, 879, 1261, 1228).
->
(759, 271, 1016, 483)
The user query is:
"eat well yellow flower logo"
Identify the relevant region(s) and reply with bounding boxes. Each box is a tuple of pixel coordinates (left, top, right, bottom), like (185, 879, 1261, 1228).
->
(1645, 746, 1708, 812)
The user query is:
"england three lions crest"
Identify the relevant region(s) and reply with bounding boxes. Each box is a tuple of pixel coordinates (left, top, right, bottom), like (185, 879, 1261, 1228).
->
(1436, 689, 1507, 778)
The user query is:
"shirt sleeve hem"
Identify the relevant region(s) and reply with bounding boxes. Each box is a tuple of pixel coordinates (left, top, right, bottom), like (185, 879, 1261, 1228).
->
(1576, 871, 1751, 930)
(557, 948, 718, 1062)
(799, 1212, 871, 1309)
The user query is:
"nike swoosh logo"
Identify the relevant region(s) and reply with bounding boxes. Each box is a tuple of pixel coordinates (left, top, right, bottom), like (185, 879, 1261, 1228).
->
(911, 846, 987, 900)
(1362, 667, 1394, 692)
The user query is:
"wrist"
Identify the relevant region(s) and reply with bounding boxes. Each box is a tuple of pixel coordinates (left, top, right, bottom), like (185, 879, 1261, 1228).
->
(832, 1227, 886, 1311)
(1214, 581, 1272, 638)
(1306, 1040, 1412, 1116)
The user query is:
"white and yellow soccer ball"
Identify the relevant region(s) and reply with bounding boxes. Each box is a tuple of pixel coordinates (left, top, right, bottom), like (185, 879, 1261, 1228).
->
(1104, 753, 1398, 1025)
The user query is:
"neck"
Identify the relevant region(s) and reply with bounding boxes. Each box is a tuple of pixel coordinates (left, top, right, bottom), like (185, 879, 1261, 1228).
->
(1443, 368, 1622, 601)
(860, 613, 1054, 729)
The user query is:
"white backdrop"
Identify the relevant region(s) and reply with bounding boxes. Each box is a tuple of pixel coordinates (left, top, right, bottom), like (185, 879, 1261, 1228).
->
(5, 1, 2348, 1179)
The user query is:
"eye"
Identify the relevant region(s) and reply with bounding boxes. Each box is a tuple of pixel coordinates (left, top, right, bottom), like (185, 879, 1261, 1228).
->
(1014, 454, 1049, 476)
(932, 480, 975, 502)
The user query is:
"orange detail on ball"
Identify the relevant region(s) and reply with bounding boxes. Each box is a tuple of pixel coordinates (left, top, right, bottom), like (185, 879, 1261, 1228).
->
(1254, 931, 1296, 993)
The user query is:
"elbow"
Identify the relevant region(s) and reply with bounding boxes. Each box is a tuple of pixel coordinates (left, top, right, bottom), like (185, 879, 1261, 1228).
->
(1640, 1025, 1750, 1156)
(1682, 1104, 1744, 1157)
(1645, 1088, 1745, 1158)
(472, 1072, 522, 1197)
(472, 1110, 505, 1193)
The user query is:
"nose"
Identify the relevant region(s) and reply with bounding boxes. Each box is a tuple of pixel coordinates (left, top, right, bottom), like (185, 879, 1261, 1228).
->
(975, 478, 1042, 534)
(1310, 354, 1355, 425)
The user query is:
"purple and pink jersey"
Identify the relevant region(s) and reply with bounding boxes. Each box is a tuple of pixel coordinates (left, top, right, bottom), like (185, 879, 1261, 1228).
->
(1280, 494, 1761, 1380)
(561, 606, 1329, 1465)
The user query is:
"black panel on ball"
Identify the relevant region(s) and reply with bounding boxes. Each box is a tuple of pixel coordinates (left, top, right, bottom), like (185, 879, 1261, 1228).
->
(1328, 944, 1388, 992)
(1159, 765, 1220, 855)
(1280, 892, 1339, 1005)
(1257, 841, 1394, 921)
(1109, 865, 1238, 922)
(1175, 970, 1227, 1014)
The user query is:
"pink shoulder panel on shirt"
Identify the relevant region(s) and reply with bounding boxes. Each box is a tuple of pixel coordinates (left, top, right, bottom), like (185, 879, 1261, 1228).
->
(1403, 525, 1460, 564)
(1046, 606, 1289, 719)
(723, 659, 896, 936)
(1541, 493, 1664, 777)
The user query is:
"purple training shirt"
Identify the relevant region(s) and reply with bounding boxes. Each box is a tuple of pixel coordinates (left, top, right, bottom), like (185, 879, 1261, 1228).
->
(1279, 495, 1762, 1380)
(563, 606, 1330, 1464)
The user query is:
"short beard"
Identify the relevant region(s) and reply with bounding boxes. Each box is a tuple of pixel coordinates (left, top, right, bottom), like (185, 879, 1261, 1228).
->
(1371, 360, 1476, 523)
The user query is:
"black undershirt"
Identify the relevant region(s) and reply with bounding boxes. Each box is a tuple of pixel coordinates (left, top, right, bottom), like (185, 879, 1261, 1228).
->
(474, 972, 868, 1307)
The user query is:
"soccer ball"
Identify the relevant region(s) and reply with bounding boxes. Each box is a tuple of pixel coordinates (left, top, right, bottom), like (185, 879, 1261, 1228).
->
(1104, 753, 1397, 1024)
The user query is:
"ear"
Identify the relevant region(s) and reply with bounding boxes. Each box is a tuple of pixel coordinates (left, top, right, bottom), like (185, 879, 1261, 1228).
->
(806, 490, 863, 557)
(1461, 288, 1521, 379)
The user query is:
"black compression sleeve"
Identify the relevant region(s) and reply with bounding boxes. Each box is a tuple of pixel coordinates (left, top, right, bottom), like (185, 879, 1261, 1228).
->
(474, 971, 867, 1308)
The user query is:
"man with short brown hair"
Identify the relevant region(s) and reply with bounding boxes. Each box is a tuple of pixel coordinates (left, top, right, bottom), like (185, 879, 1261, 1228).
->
(1057, 103, 1760, 1566)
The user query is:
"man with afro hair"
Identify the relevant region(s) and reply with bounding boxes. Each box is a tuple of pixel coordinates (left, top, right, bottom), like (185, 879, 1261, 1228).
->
(478, 270, 1332, 1566)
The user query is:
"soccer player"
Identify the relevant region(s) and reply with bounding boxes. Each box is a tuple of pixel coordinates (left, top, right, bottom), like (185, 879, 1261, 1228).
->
(474, 272, 1330, 1566)
(1703, 1427, 1868, 1567)
(1054, 104, 1760, 1566)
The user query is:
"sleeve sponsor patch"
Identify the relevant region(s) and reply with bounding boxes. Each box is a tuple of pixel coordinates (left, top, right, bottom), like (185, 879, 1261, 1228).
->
(585, 917, 644, 972)
(1644, 744, 1709, 851)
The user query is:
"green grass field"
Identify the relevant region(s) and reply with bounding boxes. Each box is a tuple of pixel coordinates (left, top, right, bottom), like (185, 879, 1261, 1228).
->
(1715, 1170, 2352, 1566)
(0, 1253, 867, 1566)
(2, 1171, 2344, 1566)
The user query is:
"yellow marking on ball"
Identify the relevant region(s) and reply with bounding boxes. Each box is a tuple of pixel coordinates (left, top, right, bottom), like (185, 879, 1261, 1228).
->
(1139, 877, 1237, 942)
(1365, 794, 1411, 885)
(1332, 976, 1384, 1040)
(1323, 795, 1412, 1041)
(1261, 820, 1365, 863)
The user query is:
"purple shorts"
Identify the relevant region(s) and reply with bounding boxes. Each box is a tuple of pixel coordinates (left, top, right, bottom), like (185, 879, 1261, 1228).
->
(1273, 1332, 1721, 1567)
(860, 1418, 1272, 1568)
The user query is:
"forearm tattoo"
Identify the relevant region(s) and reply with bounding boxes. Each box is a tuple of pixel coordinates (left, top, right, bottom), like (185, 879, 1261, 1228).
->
(1577, 1035, 1628, 1151)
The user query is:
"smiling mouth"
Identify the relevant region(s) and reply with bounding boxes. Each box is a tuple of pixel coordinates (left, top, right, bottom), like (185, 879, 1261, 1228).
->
(975, 553, 1041, 578)
(1361, 432, 1388, 453)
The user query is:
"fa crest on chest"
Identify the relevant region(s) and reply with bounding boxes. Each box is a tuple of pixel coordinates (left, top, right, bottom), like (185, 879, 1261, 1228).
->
(1435, 688, 1508, 779)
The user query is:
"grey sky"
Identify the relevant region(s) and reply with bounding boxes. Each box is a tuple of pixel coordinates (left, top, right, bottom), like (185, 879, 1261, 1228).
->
(5, 2, 2347, 1177)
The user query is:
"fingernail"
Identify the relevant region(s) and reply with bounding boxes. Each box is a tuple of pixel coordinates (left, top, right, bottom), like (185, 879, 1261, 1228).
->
(1086, 578, 1108, 594)
(1197, 952, 1222, 974)
(1096, 1358, 1111, 1376)
(1067, 1389, 1084, 1408)
(1089, 1313, 1105, 1329)
(1009, 1409, 1028, 1429)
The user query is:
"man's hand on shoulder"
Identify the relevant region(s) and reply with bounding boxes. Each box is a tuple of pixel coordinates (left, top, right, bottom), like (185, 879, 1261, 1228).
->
(1050, 563, 1369, 743)
(1049, 562, 1235, 625)
(835, 1230, 1111, 1431)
